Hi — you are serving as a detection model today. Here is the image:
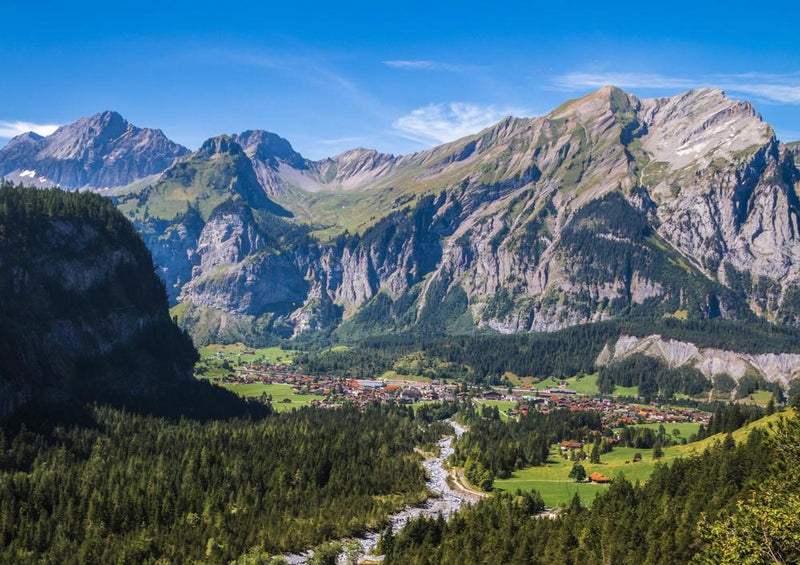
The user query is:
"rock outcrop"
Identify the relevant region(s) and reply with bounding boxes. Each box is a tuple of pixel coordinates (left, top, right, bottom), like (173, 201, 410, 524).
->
(597, 334, 800, 388)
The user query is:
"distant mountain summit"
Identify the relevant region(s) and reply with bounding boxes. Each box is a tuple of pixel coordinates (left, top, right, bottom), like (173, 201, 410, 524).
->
(0, 111, 188, 189)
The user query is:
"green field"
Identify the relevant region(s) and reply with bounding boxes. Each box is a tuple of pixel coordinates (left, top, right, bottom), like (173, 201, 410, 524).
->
(566, 374, 600, 394)
(221, 382, 323, 412)
(611, 383, 640, 397)
(496, 409, 796, 507)
(529, 377, 563, 390)
(199, 343, 297, 364)
(743, 390, 776, 406)
(526, 374, 638, 397)
(379, 370, 432, 383)
(622, 422, 703, 442)
(495, 445, 681, 507)
(673, 408, 794, 456)
(473, 400, 518, 421)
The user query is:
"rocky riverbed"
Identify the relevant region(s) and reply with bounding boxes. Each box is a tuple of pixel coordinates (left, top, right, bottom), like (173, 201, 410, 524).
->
(283, 421, 477, 564)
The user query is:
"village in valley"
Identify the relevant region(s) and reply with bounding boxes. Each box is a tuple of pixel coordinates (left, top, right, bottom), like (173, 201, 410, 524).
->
(197, 344, 711, 430)
(194, 344, 719, 504)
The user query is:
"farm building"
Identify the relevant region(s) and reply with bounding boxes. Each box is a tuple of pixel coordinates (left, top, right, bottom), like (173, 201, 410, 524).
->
(588, 472, 612, 484)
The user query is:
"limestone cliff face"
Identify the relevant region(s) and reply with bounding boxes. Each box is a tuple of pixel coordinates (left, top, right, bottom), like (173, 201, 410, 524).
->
(597, 334, 800, 388)
(112, 87, 800, 343)
(0, 185, 197, 418)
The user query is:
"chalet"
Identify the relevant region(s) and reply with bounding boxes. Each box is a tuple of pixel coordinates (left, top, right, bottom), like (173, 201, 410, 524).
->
(588, 472, 612, 484)
(561, 440, 584, 450)
(483, 390, 504, 400)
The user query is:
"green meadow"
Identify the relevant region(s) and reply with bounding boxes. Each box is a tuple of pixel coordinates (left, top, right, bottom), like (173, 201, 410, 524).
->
(622, 421, 703, 442)
(473, 399, 518, 421)
(220, 382, 324, 412)
(198, 343, 297, 365)
(495, 409, 795, 508)
(524, 374, 638, 397)
(495, 445, 678, 507)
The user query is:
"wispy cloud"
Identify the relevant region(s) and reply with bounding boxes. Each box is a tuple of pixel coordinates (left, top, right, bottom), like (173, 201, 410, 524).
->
(383, 59, 482, 72)
(319, 136, 369, 146)
(0, 120, 60, 138)
(393, 102, 527, 144)
(191, 48, 394, 123)
(551, 71, 800, 104)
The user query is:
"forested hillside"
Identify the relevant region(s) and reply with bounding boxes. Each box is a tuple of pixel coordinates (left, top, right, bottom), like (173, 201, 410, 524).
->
(298, 318, 800, 390)
(0, 181, 209, 418)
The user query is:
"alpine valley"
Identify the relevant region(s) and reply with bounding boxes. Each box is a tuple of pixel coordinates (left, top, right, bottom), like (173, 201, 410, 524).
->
(4, 85, 800, 565)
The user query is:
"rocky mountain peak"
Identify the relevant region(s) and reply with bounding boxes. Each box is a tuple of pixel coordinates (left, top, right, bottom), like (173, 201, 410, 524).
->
(640, 87, 771, 171)
(550, 86, 638, 122)
(196, 135, 243, 158)
(0, 111, 188, 189)
(5, 131, 44, 147)
(233, 130, 307, 170)
(88, 110, 129, 138)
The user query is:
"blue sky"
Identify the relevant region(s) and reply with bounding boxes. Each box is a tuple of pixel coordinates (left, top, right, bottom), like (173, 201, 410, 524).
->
(1, 0, 799, 159)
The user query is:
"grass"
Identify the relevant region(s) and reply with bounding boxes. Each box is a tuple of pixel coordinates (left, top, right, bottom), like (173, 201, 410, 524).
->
(524, 374, 619, 396)
(221, 382, 324, 412)
(496, 445, 682, 507)
(504, 373, 537, 387)
(527, 374, 637, 397)
(529, 377, 563, 390)
(621, 422, 702, 442)
(611, 384, 640, 397)
(566, 374, 600, 394)
(496, 409, 796, 507)
(379, 370, 432, 383)
(672, 408, 795, 456)
(474, 400, 518, 421)
(743, 390, 775, 406)
(198, 343, 297, 365)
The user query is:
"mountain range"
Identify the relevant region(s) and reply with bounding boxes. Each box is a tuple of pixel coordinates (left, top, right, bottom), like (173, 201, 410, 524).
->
(3, 86, 800, 346)
(0, 110, 188, 189)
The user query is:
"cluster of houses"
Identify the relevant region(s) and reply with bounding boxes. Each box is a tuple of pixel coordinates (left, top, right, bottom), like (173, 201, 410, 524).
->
(501, 388, 710, 428)
(210, 360, 709, 431)
(215, 362, 463, 408)
(342, 380, 460, 405)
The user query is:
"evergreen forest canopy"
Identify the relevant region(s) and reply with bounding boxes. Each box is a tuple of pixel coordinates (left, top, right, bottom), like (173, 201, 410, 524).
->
(0, 404, 450, 564)
(298, 317, 800, 393)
